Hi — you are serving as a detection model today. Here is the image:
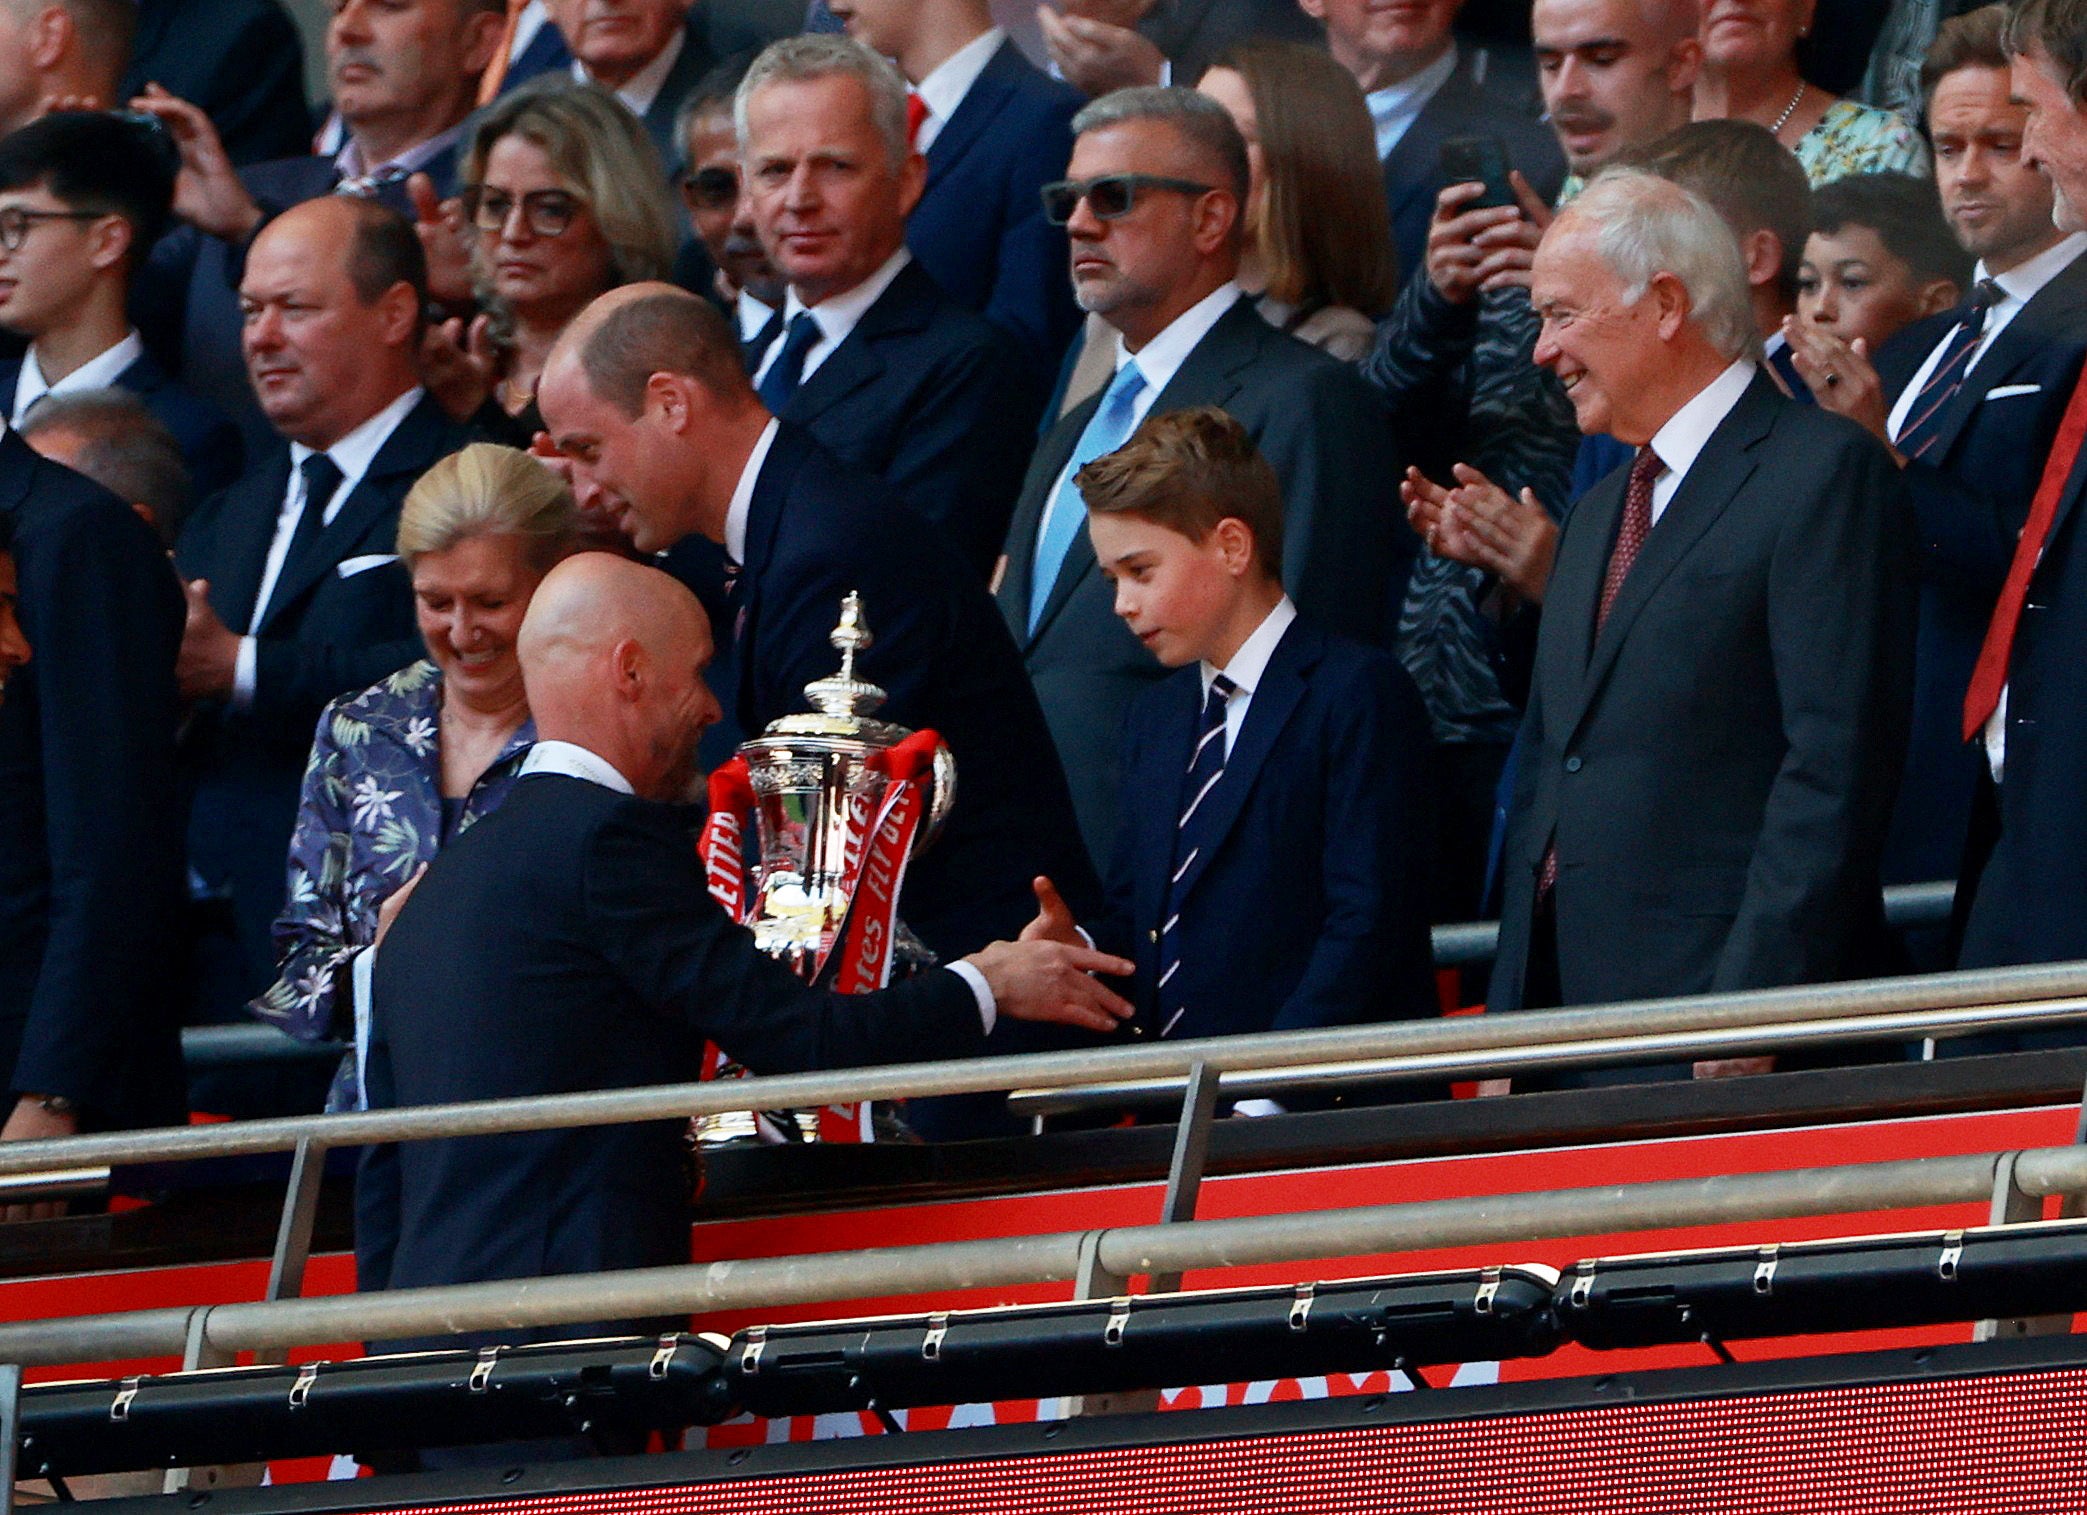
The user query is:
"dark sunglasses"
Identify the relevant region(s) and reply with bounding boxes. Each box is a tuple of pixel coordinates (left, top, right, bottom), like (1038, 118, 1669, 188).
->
(461, 186, 582, 238)
(1039, 173, 1216, 226)
(679, 165, 740, 211)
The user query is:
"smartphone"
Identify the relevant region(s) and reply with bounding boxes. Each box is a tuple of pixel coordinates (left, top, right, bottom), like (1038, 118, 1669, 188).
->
(1439, 134, 1518, 213)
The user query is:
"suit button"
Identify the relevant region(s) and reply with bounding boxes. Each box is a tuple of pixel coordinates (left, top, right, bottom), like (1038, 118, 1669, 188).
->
(1564, 756, 1583, 773)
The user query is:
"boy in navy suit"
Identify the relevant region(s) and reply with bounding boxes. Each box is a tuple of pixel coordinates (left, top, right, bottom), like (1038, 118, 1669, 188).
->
(1026, 406, 1437, 1057)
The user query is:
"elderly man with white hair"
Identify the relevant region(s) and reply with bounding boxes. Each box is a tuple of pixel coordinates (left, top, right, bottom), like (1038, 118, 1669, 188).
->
(1466, 168, 1917, 1074)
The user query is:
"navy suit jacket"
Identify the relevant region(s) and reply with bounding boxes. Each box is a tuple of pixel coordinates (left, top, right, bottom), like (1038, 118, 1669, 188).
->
(1382, 52, 1565, 287)
(1138, 0, 1321, 82)
(908, 38, 1082, 374)
(174, 394, 470, 989)
(138, 151, 460, 461)
(120, 0, 313, 167)
(0, 350, 246, 503)
(0, 430, 186, 1127)
(1093, 616, 1436, 1041)
(356, 773, 985, 1344)
(749, 259, 1044, 577)
(1875, 251, 2087, 893)
(1489, 373, 1916, 1014)
(685, 421, 1101, 962)
(997, 295, 1411, 862)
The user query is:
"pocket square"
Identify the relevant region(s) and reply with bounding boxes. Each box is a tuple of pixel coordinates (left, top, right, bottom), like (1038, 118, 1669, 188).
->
(337, 553, 400, 579)
(1985, 384, 2043, 401)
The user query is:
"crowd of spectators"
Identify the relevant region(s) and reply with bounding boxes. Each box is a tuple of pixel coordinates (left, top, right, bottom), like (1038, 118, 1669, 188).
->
(4, 0, 2087, 1351)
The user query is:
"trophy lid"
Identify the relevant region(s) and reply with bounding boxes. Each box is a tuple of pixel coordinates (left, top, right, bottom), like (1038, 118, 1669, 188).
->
(800, 592, 886, 720)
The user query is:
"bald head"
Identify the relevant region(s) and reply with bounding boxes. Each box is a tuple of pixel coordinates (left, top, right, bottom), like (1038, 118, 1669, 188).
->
(549, 282, 752, 418)
(518, 552, 722, 799)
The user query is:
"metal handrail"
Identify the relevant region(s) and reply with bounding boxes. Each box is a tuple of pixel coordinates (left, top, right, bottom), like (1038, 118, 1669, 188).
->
(9, 956, 2085, 1181)
(2, 1138, 2081, 1368)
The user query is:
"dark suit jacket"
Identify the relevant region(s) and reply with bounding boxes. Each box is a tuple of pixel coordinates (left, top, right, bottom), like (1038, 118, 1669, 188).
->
(1139, 0, 1321, 83)
(174, 394, 470, 991)
(138, 152, 460, 461)
(0, 350, 246, 504)
(683, 422, 1101, 963)
(1093, 616, 1435, 1040)
(355, 772, 985, 1343)
(908, 38, 1082, 374)
(996, 295, 1410, 861)
(1488, 371, 1916, 1014)
(1875, 252, 2087, 892)
(0, 430, 186, 1127)
(1382, 51, 1566, 288)
(749, 259, 1044, 577)
(1955, 316, 2087, 969)
(120, 0, 313, 167)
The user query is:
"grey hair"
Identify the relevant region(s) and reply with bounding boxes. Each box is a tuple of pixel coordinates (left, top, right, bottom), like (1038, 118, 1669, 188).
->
(735, 34, 912, 170)
(1567, 167, 1762, 361)
(18, 388, 188, 543)
(1071, 86, 1251, 202)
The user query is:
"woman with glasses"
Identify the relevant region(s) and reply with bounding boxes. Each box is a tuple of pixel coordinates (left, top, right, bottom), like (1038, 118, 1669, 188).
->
(439, 80, 679, 445)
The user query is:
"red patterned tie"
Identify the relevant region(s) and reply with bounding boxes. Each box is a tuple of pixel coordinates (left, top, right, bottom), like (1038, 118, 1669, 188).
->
(1962, 362, 2087, 741)
(1539, 446, 1665, 898)
(906, 91, 929, 147)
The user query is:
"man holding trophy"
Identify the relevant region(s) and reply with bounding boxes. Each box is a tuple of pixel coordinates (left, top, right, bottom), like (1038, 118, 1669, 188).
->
(355, 552, 1135, 1351)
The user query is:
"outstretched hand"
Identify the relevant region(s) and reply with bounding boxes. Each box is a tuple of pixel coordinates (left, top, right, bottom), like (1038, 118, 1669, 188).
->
(966, 938, 1134, 1035)
(1019, 875, 1084, 948)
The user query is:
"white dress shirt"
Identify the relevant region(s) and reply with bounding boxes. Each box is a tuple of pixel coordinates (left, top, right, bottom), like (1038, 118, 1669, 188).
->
(1201, 596, 1297, 759)
(573, 24, 683, 119)
(1366, 44, 1458, 161)
(333, 124, 463, 185)
(1888, 233, 2087, 441)
(721, 415, 782, 567)
(736, 291, 776, 346)
(1645, 359, 1759, 525)
(1031, 281, 1243, 563)
(911, 27, 1004, 156)
(751, 247, 914, 391)
(10, 330, 144, 425)
(236, 385, 425, 707)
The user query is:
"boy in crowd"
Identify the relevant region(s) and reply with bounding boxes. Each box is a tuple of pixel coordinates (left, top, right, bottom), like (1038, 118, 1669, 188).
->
(1797, 173, 1969, 355)
(0, 112, 239, 498)
(1024, 407, 1437, 1057)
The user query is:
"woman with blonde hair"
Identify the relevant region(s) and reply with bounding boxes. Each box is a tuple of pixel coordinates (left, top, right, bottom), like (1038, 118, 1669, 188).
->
(1199, 40, 1399, 360)
(433, 79, 679, 441)
(254, 445, 579, 1109)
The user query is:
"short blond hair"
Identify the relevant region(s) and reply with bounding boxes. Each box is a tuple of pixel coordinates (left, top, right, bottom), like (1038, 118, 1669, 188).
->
(397, 444, 580, 569)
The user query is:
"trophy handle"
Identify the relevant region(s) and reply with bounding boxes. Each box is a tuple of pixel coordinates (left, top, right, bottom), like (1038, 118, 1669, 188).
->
(920, 738, 958, 855)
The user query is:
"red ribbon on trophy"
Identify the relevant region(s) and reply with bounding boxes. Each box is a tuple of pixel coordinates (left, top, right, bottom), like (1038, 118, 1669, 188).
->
(819, 730, 945, 1142)
(695, 758, 756, 1084)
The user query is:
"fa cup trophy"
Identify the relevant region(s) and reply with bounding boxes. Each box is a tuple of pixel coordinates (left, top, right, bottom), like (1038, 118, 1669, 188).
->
(694, 593, 955, 1142)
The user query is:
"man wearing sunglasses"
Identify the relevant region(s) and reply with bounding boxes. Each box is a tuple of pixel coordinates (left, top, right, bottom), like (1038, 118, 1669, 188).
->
(675, 63, 785, 345)
(736, 35, 1042, 580)
(997, 85, 1407, 865)
(826, 0, 1083, 375)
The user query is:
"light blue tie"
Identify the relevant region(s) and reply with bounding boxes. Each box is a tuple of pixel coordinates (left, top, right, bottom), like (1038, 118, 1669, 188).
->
(1029, 360, 1147, 633)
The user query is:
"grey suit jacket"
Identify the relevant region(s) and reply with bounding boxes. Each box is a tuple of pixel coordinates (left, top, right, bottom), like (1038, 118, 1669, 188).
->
(996, 295, 1410, 860)
(1488, 372, 1917, 1014)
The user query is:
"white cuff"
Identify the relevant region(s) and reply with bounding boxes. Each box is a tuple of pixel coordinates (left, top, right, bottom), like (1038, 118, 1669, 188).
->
(1233, 1098, 1284, 1118)
(350, 946, 375, 1110)
(948, 959, 996, 1035)
(232, 635, 258, 711)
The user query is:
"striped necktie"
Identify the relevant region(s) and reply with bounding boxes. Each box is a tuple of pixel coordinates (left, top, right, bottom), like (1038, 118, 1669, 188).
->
(1156, 673, 1236, 1037)
(1894, 278, 2004, 459)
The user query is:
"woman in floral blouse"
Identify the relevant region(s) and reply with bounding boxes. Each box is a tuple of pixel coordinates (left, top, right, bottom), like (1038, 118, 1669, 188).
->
(252, 444, 578, 1108)
(1695, 0, 1930, 186)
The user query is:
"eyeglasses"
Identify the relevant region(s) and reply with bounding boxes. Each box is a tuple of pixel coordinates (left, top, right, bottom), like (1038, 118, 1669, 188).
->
(461, 187, 583, 238)
(0, 207, 102, 251)
(1039, 173, 1216, 226)
(679, 165, 740, 212)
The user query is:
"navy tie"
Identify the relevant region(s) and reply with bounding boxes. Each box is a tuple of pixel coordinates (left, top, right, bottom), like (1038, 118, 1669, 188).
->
(756, 311, 821, 412)
(1156, 673, 1237, 1037)
(1894, 278, 2005, 460)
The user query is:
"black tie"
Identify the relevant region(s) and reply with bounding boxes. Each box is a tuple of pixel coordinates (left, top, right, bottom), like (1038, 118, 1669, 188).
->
(756, 312, 821, 412)
(283, 452, 344, 585)
(1895, 278, 2005, 459)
